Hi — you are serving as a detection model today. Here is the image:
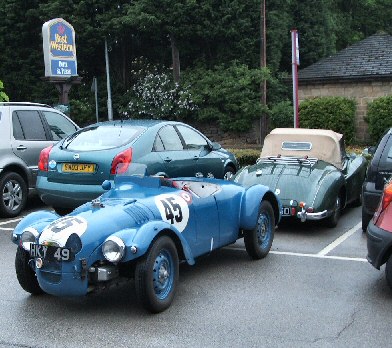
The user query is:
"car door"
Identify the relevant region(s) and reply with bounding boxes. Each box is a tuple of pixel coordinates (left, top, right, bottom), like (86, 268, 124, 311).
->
(154, 125, 196, 177)
(11, 110, 53, 185)
(175, 125, 223, 178)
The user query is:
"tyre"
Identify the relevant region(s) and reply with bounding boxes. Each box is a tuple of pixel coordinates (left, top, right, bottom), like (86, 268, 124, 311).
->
(223, 166, 236, 180)
(53, 207, 73, 216)
(362, 205, 373, 232)
(135, 236, 179, 313)
(386, 255, 392, 290)
(244, 200, 275, 260)
(325, 196, 341, 228)
(0, 172, 27, 218)
(15, 247, 44, 295)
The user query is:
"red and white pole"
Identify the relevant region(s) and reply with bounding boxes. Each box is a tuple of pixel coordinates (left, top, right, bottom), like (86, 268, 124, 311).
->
(291, 29, 299, 128)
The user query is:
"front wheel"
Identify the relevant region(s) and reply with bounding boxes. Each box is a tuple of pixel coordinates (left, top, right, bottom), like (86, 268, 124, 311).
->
(223, 166, 236, 180)
(135, 236, 179, 313)
(15, 247, 44, 295)
(244, 200, 275, 260)
(0, 172, 27, 218)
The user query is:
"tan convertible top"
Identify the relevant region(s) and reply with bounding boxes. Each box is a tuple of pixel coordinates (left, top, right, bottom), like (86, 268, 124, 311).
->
(260, 128, 344, 169)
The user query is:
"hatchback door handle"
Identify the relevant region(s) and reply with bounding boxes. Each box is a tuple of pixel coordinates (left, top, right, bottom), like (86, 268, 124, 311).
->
(164, 157, 172, 162)
(193, 156, 199, 160)
(17, 145, 27, 151)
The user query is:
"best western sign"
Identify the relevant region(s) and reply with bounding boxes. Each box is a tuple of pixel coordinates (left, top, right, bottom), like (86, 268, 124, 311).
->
(42, 18, 78, 77)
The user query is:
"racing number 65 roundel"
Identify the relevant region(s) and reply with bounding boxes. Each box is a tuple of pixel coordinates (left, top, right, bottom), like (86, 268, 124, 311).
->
(155, 194, 190, 232)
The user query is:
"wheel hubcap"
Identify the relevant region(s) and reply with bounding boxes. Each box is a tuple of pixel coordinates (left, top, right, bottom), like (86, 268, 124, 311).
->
(3, 179, 22, 211)
(153, 250, 173, 300)
(257, 213, 270, 247)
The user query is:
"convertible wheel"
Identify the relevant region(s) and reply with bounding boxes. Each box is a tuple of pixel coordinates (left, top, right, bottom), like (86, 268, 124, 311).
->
(223, 166, 236, 180)
(386, 255, 392, 290)
(135, 236, 179, 313)
(244, 200, 275, 260)
(325, 196, 341, 228)
(15, 247, 44, 295)
(0, 172, 27, 218)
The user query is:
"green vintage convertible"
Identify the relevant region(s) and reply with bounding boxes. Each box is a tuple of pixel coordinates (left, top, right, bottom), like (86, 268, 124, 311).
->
(234, 128, 367, 227)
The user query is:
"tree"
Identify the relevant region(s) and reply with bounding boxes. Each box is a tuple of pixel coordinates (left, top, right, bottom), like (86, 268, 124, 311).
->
(0, 80, 9, 102)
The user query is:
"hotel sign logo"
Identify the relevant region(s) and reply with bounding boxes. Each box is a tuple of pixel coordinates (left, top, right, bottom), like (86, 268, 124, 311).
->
(42, 18, 78, 77)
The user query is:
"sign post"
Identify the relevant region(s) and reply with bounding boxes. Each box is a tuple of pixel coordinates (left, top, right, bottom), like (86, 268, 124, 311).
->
(291, 29, 300, 128)
(42, 18, 81, 111)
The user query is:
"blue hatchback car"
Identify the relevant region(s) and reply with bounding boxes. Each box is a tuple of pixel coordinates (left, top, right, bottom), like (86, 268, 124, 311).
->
(36, 120, 238, 214)
(13, 164, 280, 313)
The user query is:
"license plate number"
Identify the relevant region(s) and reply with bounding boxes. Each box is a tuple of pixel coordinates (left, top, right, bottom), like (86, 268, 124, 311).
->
(282, 207, 291, 216)
(30, 244, 73, 261)
(63, 163, 95, 173)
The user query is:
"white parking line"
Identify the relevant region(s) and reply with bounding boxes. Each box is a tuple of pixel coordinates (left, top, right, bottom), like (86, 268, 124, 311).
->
(225, 247, 367, 262)
(317, 222, 361, 256)
(0, 227, 13, 231)
(0, 218, 22, 226)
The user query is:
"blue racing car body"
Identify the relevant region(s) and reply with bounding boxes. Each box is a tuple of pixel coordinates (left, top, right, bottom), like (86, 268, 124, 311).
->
(12, 164, 280, 313)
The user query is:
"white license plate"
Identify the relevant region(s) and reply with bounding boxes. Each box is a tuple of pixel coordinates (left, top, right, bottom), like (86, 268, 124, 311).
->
(30, 244, 73, 261)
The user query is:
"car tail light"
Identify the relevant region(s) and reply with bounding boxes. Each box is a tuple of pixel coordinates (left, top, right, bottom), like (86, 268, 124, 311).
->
(110, 148, 133, 174)
(381, 181, 392, 211)
(38, 146, 53, 171)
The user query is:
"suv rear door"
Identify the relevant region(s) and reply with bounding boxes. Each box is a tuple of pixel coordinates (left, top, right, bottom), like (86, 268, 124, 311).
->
(11, 109, 78, 186)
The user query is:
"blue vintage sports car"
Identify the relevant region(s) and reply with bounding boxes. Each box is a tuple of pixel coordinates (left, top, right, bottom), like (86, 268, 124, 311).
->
(12, 164, 280, 313)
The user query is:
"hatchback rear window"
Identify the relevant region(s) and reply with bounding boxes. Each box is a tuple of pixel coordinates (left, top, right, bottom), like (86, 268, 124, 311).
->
(64, 125, 145, 151)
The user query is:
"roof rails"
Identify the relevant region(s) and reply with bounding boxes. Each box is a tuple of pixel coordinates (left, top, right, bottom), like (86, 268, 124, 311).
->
(0, 102, 53, 108)
(256, 156, 318, 167)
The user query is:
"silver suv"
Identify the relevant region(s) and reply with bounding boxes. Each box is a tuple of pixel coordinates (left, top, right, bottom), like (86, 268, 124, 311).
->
(0, 102, 79, 217)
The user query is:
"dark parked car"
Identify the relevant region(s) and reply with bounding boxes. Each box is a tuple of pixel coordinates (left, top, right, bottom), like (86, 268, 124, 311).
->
(367, 179, 392, 289)
(234, 128, 367, 228)
(36, 120, 238, 214)
(0, 102, 79, 217)
(362, 128, 392, 231)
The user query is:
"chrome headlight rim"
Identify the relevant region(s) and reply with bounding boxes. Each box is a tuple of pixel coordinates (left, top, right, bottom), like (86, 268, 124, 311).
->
(102, 235, 125, 263)
(20, 227, 39, 251)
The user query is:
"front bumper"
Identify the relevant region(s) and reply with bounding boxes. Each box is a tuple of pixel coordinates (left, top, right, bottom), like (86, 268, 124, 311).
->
(366, 220, 392, 269)
(36, 176, 105, 209)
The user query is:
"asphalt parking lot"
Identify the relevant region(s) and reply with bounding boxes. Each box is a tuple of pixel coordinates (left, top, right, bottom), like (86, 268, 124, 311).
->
(0, 202, 391, 348)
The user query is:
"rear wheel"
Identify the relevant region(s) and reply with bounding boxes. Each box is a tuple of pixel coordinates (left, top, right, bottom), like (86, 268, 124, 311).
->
(135, 236, 179, 313)
(362, 205, 373, 232)
(244, 201, 275, 260)
(325, 196, 341, 228)
(15, 247, 44, 295)
(0, 172, 27, 218)
(385, 255, 392, 290)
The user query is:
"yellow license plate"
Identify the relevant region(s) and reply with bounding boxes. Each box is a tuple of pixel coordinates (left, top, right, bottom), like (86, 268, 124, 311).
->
(63, 163, 95, 173)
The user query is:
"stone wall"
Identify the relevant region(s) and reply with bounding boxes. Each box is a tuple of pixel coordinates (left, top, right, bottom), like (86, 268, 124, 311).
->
(299, 80, 392, 143)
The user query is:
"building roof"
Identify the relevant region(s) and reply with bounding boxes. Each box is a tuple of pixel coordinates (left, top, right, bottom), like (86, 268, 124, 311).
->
(298, 32, 392, 82)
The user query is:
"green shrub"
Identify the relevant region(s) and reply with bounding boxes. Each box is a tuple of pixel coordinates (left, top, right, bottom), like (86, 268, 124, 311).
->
(230, 148, 260, 167)
(269, 100, 293, 129)
(0, 80, 9, 102)
(299, 97, 356, 144)
(366, 96, 392, 144)
(183, 62, 269, 132)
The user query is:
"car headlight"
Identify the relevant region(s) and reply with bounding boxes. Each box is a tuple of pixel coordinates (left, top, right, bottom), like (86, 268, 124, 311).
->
(20, 228, 39, 251)
(102, 236, 125, 263)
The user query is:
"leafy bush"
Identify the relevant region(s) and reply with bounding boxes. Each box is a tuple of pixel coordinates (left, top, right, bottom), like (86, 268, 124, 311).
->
(183, 62, 269, 132)
(269, 100, 293, 129)
(365, 96, 392, 144)
(0, 80, 9, 102)
(230, 148, 260, 167)
(299, 97, 356, 144)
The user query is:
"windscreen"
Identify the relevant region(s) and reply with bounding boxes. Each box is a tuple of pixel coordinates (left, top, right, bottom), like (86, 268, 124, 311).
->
(64, 125, 145, 151)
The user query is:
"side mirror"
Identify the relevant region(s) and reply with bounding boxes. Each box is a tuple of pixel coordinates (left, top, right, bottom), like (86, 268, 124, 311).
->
(211, 142, 222, 151)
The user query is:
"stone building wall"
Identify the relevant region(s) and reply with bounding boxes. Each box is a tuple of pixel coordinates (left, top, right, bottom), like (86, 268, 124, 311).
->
(299, 80, 392, 143)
